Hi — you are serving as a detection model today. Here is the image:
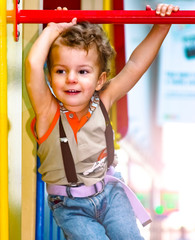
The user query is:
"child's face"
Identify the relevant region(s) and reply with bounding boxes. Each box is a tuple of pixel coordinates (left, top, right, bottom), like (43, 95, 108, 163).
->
(49, 44, 106, 112)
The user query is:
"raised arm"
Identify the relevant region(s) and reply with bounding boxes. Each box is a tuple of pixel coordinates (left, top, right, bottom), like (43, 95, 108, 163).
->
(25, 17, 77, 137)
(25, 18, 77, 117)
(100, 4, 179, 110)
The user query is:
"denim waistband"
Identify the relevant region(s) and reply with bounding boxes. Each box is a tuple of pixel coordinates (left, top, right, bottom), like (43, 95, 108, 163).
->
(46, 166, 152, 227)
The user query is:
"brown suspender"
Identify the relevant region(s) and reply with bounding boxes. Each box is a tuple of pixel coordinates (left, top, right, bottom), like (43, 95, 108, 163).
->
(99, 100, 114, 168)
(59, 100, 114, 184)
(59, 116, 78, 183)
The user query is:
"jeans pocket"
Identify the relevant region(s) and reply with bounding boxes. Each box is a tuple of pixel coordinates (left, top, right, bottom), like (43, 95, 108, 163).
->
(48, 195, 64, 210)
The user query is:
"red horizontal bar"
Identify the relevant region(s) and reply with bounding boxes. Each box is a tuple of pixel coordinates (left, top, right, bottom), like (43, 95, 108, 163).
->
(16, 10, 195, 24)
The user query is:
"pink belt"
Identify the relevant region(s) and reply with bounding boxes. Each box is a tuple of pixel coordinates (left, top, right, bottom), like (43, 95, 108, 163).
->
(47, 167, 152, 227)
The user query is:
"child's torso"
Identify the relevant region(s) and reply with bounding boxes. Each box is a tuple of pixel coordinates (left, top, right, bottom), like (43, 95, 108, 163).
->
(37, 103, 108, 186)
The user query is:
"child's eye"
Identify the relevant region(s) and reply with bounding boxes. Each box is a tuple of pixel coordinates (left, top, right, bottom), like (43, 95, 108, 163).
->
(79, 70, 88, 74)
(56, 69, 65, 74)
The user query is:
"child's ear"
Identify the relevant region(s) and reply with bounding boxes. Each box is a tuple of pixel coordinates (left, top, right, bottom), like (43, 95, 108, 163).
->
(95, 72, 107, 91)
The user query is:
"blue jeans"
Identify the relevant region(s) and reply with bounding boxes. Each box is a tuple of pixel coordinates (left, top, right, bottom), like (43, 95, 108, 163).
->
(48, 173, 144, 240)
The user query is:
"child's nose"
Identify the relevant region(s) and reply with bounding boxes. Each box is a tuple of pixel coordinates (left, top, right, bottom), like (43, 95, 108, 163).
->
(66, 71, 78, 83)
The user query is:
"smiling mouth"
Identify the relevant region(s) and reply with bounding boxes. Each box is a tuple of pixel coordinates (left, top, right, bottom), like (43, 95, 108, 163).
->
(65, 90, 81, 94)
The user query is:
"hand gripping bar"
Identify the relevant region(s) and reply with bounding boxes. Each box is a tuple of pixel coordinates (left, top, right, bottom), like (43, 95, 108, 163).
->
(6, 1, 195, 41)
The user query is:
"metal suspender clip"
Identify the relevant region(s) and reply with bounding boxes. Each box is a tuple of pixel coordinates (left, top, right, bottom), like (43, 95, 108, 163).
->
(60, 137, 68, 143)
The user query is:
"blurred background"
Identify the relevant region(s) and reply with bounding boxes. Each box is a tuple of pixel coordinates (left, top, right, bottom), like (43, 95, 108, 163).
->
(119, 0, 195, 239)
(5, 0, 195, 239)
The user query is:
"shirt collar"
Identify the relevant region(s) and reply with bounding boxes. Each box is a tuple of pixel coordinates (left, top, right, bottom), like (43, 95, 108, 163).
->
(59, 92, 100, 115)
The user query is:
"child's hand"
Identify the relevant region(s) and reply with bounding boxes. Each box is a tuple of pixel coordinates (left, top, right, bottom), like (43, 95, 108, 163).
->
(155, 3, 179, 16)
(147, 3, 179, 28)
(56, 6, 68, 11)
(47, 7, 77, 34)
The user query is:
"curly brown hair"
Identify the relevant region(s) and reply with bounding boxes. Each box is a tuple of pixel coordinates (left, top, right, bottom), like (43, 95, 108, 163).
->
(47, 22, 116, 78)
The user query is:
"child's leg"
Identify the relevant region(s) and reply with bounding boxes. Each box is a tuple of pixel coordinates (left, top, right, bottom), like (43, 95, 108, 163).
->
(48, 195, 109, 240)
(101, 181, 145, 240)
(60, 215, 109, 240)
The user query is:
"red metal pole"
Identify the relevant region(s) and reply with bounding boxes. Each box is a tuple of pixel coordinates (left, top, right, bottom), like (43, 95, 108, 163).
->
(16, 10, 195, 24)
(6, 6, 195, 41)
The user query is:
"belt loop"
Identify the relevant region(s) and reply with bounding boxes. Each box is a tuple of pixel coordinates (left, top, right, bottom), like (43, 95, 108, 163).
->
(66, 186, 74, 199)
(94, 183, 98, 194)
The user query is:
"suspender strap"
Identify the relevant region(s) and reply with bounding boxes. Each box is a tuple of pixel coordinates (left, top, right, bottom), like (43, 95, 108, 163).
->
(59, 116, 78, 183)
(59, 100, 114, 183)
(99, 100, 115, 167)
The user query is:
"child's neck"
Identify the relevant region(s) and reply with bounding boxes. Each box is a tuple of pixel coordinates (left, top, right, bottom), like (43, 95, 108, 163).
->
(65, 103, 90, 120)
(75, 108, 89, 120)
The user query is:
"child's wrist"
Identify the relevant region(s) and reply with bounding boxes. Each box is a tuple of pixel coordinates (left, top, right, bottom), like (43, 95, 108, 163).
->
(45, 23, 62, 38)
(153, 23, 171, 32)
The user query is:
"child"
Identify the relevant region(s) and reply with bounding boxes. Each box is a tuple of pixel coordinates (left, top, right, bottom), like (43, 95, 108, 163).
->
(25, 4, 179, 240)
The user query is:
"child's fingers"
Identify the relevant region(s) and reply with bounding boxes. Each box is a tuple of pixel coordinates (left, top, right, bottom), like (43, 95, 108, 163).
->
(166, 4, 175, 15)
(60, 18, 77, 30)
(56, 6, 68, 10)
(156, 4, 169, 16)
(156, 3, 163, 15)
(156, 3, 179, 16)
(166, 5, 179, 15)
(56, 6, 62, 10)
(72, 17, 77, 25)
(173, 6, 179, 12)
(51, 7, 76, 30)
(146, 5, 152, 11)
